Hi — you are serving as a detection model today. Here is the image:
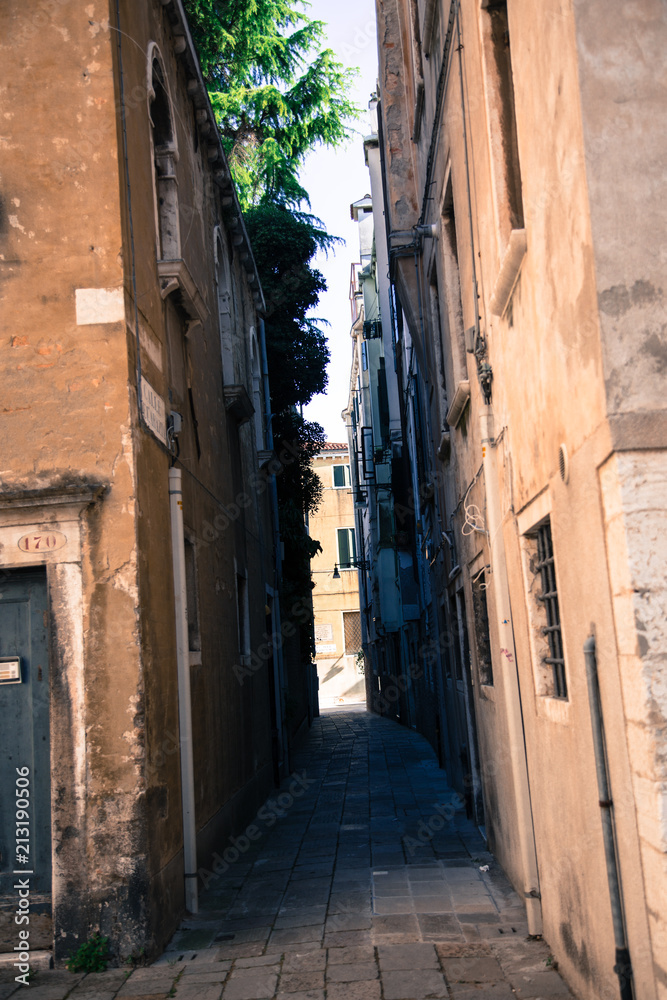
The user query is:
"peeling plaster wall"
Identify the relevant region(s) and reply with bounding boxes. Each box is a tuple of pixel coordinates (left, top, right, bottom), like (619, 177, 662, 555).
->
(374, 0, 665, 997)
(0, 0, 148, 961)
(573, 3, 667, 992)
(374, 0, 425, 367)
(600, 451, 667, 992)
(573, 0, 667, 422)
(0, 0, 276, 962)
(114, 0, 276, 956)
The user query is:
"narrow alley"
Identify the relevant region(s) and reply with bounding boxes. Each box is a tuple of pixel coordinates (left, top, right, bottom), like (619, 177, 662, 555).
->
(1, 710, 572, 999)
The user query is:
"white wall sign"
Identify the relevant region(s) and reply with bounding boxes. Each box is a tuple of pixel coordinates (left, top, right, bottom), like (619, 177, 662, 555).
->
(141, 376, 167, 445)
(316, 643, 336, 654)
(315, 624, 334, 642)
(75, 287, 125, 325)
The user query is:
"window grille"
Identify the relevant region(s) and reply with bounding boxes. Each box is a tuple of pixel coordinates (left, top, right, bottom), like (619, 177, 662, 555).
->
(535, 522, 567, 699)
(343, 611, 362, 654)
(472, 572, 493, 686)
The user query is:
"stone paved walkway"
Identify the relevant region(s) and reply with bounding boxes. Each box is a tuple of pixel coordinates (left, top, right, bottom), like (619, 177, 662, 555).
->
(0, 708, 574, 998)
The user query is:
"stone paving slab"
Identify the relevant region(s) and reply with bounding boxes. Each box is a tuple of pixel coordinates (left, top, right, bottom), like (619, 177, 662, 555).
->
(326, 983, 380, 1000)
(377, 943, 440, 971)
(275, 992, 323, 1000)
(448, 985, 515, 999)
(382, 968, 448, 999)
(174, 986, 222, 999)
(441, 953, 506, 981)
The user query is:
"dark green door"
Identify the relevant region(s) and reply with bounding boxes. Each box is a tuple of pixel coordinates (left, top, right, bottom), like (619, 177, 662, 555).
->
(0, 568, 51, 909)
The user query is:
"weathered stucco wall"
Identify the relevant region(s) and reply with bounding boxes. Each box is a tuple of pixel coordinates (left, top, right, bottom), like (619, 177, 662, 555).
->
(113, 0, 276, 954)
(599, 450, 667, 993)
(572, 8, 667, 989)
(1, 0, 277, 962)
(0, 0, 148, 959)
(375, 0, 666, 996)
(310, 451, 364, 707)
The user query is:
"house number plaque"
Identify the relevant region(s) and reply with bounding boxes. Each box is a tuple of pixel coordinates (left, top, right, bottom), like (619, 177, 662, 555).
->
(17, 531, 67, 553)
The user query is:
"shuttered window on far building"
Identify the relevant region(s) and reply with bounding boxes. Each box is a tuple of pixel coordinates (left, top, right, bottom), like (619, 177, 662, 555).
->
(343, 611, 362, 655)
(337, 527, 357, 569)
(333, 464, 351, 487)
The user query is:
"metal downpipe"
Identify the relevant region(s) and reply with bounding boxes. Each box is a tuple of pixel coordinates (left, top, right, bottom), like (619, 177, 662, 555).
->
(583, 636, 634, 1000)
(168, 467, 198, 913)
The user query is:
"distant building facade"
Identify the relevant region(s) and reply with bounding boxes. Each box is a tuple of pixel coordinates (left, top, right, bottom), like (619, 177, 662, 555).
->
(0, 0, 294, 963)
(355, 1, 667, 997)
(344, 195, 428, 730)
(309, 444, 364, 708)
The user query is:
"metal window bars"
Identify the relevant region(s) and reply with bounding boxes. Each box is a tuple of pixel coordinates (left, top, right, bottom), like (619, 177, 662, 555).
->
(535, 522, 568, 699)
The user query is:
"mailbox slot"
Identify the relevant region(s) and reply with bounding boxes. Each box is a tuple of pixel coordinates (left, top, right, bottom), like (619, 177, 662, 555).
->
(0, 657, 22, 683)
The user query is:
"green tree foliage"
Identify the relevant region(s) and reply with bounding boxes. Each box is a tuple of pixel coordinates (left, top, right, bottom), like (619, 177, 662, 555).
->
(244, 204, 329, 619)
(275, 409, 325, 609)
(245, 202, 335, 410)
(185, 0, 358, 207)
(244, 203, 329, 548)
(183, 0, 358, 665)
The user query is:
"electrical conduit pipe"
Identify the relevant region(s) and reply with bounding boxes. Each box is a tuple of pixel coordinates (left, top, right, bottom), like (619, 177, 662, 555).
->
(168, 467, 198, 913)
(480, 407, 542, 935)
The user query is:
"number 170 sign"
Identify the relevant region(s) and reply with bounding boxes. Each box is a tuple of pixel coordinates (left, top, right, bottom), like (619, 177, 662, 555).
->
(17, 531, 67, 553)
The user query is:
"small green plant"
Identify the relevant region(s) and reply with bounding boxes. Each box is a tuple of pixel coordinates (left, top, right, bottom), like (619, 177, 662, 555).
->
(355, 650, 365, 675)
(123, 946, 147, 970)
(167, 968, 185, 996)
(66, 932, 110, 973)
(25, 967, 37, 982)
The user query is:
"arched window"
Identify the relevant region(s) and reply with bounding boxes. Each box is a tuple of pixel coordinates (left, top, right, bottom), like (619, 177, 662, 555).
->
(214, 225, 235, 385)
(250, 329, 264, 451)
(148, 45, 180, 260)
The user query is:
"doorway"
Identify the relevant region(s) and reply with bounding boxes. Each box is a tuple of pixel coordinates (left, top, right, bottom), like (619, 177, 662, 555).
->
(444, 586, 485, 825)
(0, 567, 51, 950)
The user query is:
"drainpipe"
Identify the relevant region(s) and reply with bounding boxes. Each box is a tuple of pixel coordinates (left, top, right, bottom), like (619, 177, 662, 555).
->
(259, 318, 290, 773)
(480, 407, 542, 935)
(583, 636, 634, 1000)
(168, 467, 198, 913)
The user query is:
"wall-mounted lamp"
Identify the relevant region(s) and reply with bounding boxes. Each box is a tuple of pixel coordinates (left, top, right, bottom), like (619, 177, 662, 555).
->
(353, 559, 371, 572)
(332, 564, 340, 579)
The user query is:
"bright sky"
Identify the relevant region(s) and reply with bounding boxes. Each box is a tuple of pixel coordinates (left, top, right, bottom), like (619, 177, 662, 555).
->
(300, 0, 378, 443)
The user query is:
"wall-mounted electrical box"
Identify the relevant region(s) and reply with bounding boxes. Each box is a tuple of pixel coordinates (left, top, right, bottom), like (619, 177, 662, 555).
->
(0, 657, 21, 684)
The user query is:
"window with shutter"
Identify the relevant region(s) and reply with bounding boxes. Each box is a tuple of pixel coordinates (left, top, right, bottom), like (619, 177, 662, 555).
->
(337, 528, 356, 569)
(333, 464, 351, 487)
